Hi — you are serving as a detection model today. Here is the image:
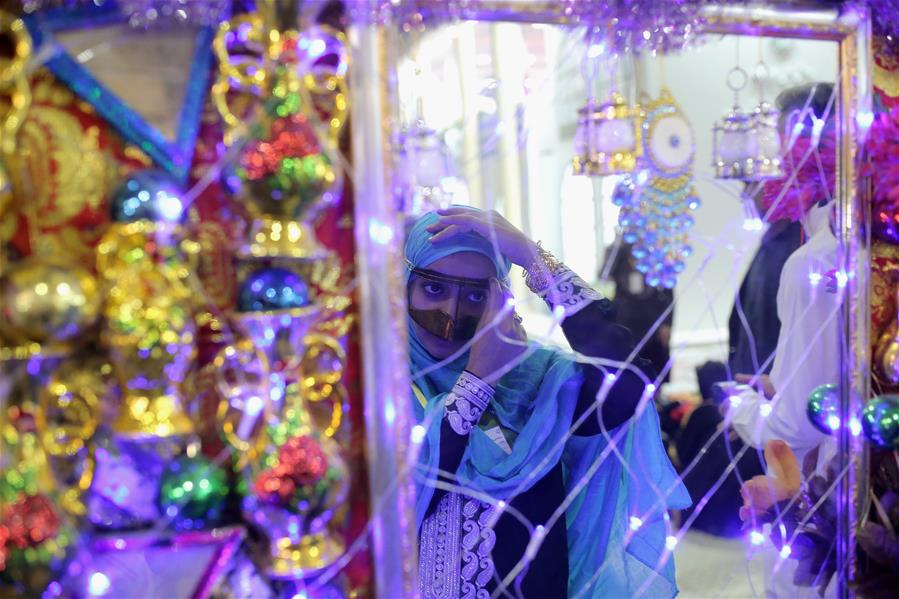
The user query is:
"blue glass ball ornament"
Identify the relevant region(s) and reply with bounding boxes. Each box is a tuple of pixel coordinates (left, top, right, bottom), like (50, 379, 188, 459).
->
(109, 169, 185, 224)
(673, 260, 686, 273)
(238, 267, 311, 312)
(612, 179, 635, 207)
(661, 275, 677, 289)
(681, 245, 693, 258)
(623, 231, 638, 244)
(646, 274, 661, 288)
(861, 395, 899, 448)
(688, 196, 701, 210)
(632, 245, 648, 259)
(220, 161, 243, 197)
(635, 260, 650, 274)
(806, 383, 840, 435)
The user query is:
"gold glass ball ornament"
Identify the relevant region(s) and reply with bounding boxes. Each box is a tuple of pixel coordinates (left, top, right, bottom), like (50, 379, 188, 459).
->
(0, 258, 100, 346)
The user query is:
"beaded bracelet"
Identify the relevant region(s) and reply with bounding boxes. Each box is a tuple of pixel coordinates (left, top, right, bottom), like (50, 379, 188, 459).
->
(523, 242, 603, 317)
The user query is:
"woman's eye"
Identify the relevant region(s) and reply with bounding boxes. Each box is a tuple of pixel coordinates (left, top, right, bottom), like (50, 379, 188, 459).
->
(423, 282, 444, 296)
(466, 290, 487, 304)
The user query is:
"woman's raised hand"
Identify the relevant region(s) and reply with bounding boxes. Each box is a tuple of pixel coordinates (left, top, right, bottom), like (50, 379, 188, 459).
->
(427, 207, 538, 268)
(465, 278, 528, 385)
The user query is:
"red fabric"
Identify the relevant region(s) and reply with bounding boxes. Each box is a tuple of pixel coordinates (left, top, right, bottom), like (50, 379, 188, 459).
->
(760, 132, 836, 223)
(8, 71, 148, 261)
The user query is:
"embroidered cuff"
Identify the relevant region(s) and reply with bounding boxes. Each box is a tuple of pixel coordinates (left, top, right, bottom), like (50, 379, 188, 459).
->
(445, 372, 494, 436)
(523, 242, 602, 317)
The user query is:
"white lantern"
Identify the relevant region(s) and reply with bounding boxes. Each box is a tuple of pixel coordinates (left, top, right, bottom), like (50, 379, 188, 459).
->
(712, 107, 752, 179)
(572, 93, 643, 177)
(744, 101, 784, 181)
(395, 121, 457, 215)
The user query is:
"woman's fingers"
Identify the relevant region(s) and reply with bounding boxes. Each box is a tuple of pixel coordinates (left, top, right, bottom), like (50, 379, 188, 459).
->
(428, 223, 463, 244)
(436, 206, 472, 216)
(427, 213, 486, 234)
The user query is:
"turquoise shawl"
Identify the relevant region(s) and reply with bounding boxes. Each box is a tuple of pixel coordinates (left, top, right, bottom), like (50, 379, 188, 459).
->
(406, 210, 690, 597)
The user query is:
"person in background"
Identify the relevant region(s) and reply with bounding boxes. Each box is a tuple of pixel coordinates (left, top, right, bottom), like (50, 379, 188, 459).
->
(602, 240, 674, 383)
(727, 204, 803, 376)
(729, 82, 841, 598)
(668, 361, 765, 538)
(727, 83, 835, 378)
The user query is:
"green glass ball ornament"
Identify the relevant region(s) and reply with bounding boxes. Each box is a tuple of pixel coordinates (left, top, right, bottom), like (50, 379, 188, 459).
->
(158, 455, 229, 530)
(806, 383, 840, 435)
(861, 395, 899, 449)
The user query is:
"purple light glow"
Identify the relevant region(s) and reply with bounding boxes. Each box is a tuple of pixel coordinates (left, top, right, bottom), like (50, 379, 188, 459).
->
(88, 572, 110, 596)
(384, 400, 396, 425)
(750, 530, 765, 546)
(27, 358, 40, 376)
(835, 270, 849, 288)
(743, 217, 763, 231)
(368, 219, 394, 245)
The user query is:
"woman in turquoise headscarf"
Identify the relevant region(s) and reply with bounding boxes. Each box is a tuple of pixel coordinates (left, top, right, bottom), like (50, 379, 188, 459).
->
(408, 206, 690, 598)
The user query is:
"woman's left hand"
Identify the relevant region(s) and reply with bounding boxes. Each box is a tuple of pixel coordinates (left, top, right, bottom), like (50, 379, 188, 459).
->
(427, 207, 538, 268)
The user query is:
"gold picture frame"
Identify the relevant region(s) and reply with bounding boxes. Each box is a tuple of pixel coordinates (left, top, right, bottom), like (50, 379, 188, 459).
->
(349, 3, 872, 596)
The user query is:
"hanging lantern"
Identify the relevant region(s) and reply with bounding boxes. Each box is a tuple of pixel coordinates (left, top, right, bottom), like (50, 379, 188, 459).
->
(713, 64, 751, 180)
(572, 93, 643, 177)
(713, 59, 785, 182)
(712, 107, 752, 179)
(744, 100, 785, 181)
(395, 120, 458, 215)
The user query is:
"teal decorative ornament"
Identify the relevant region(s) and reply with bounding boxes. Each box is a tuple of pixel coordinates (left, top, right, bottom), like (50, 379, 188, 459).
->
(158, 455, 229, 530)
(861, 395, 899, 449)
(806, 384, 840, 435)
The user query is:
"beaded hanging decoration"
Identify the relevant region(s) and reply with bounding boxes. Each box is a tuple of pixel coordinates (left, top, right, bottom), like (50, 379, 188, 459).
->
(614, 87, 700, 289)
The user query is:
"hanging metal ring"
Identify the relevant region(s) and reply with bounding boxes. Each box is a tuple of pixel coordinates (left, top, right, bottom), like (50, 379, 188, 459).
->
(726, 65, 749, 93)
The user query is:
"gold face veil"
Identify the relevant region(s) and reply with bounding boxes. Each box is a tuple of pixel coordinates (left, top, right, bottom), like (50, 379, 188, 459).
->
(406, 264, 491, 342)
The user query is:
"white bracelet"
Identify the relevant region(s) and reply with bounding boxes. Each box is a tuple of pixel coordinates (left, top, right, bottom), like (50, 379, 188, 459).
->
(458, 371, 494, 404)
(445, 373, 494, 436)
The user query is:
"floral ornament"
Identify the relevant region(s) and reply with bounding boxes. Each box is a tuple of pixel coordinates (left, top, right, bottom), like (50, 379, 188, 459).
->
(253, 435, 332, 508)
(0, 493, 61, 572)
(760, 131, 836, 223)
(1, 494, 60, 550)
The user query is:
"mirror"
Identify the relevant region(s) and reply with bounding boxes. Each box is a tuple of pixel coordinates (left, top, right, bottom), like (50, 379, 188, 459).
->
(386, 7, 868, 598)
